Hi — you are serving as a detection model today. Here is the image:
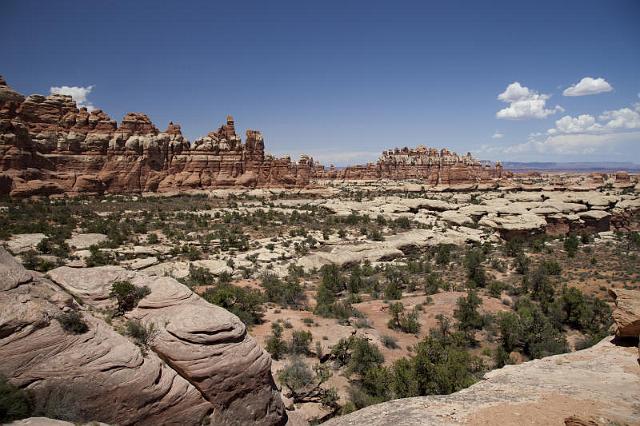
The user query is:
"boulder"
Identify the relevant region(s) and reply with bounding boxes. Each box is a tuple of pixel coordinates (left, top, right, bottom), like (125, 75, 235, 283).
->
(608, 288, 640, 337)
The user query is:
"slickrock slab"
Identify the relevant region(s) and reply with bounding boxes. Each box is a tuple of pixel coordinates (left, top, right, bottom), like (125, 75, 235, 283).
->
(47, 265, 285, 425)
(65, 233, 108, 250)
(325, 338, 640, 426)
(1, 249, 286, 425)
(6, 233, 47, 254)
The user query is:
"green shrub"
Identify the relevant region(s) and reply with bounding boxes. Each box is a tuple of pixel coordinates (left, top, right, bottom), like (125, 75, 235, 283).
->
(56, 311, 89, 334)
(540, 259, 561, 276)
(0, 375, 31, 423)
(289, 330, 313, 355)
(488, 281, 506, 298)
(265, 323, 287, 360)
(387, 302, 421, 334)
(110, 281, 151, 316)
(202, 283, 264, 326)
(86, 245, 115, 267)
(564, 234, 579, 258)
(125, 319, 158, 353)
(464, 248, 486, 287)
(454, 291, 484, 334)
(261, 273, 303, 307)
(180, 264, 215, 287)
(424, 272, 442, 295)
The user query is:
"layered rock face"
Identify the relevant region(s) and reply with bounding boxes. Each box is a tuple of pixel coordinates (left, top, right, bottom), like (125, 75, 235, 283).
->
(0, 247, 286, 425)
(317, 146, 509, 184)
(0, 77, 314, 197)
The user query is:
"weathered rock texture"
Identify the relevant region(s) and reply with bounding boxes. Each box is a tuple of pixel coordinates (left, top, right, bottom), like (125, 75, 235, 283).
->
(608, 288, 640, 338)
(316, 146, 509, 184)
(325, 337, 640, 426)
(0, 247, 286, 425)
(0, 77, 314, 197)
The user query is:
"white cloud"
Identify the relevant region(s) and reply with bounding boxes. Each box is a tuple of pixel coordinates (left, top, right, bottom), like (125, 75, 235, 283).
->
(511, 131, 640, 155)
(492, 132, 504, 139)
(548, 114, 602, 135)
(50, 85, 95, 111)
(484, 103, 640, 158)
(599, 104, 640, 129)
(496, 82, 562, 119)
(547, 104, 640, 135)
(563, 77, 613, 97)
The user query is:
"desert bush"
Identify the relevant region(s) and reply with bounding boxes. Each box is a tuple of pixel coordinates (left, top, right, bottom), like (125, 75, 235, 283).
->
(497, 297, 567, 359)
(564, 234, 579, 258)
(434, 244, 453, 265)
(261, 273, 303, 308)
(290, 330, 313, 355)
(86, 245, 115, 267)
(454, 291, 484, 335)
(0, 375, 31, 422)
(424, 272, 442, 295)
(56, 311, 89, 334)
(110, 281, 151, 316)
(265, 322, 287, 360)
(202, 283, 264, 326)
(279, 359, 338, 409)
(387, 302, 421, 334)
(540, 259, 562, 276)
(125, 319, 158, 353)
(488, 281, 506, 298)
(464, 248, 486, 288)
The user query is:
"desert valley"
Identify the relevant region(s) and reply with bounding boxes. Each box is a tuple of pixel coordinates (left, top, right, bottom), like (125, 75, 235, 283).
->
(3, 1, 640, 424)
(1, 76, 639, 425)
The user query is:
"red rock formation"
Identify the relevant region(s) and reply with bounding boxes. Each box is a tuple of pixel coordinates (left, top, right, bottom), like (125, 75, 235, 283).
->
(315, 145, 510, 185)
(0, 77, 315, 197)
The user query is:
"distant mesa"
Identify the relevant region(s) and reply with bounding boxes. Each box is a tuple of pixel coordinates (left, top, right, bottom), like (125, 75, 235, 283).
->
(0, 75, 508, 197)
(316, 145, 509, 184)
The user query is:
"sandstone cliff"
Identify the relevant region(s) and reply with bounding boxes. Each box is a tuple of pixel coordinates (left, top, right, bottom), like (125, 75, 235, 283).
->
(0, 77, 314, 197)
(0, 247, 286, 425)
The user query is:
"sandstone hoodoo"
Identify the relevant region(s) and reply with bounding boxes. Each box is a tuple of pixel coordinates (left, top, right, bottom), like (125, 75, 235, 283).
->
(0, 77, 316, 197)
(318, 145, 509, 184)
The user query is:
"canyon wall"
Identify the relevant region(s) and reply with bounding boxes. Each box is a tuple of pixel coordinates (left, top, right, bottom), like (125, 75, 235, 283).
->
(0, 77, 314, 197)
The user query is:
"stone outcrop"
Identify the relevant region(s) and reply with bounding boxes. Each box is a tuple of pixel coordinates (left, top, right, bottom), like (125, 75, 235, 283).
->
(608, 288, 640, 338)
(0, 247, 286, 425)
(0, 77, 315, 197)
(316, 145, 509, 185)
(325, 337, 640, 426)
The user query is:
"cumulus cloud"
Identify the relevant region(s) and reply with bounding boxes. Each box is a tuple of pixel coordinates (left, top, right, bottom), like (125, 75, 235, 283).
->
(547, 104, 640, 135)
(483, 103, 640, 158)
(599, 105, 640, 129)
(548, 114, 601, 135)
(503, 131, 640, 156)
(496, 82, 563, 119)
(50, 85, 95, 111)
(562, 77, 613, 97)
(492, 132, 504, 139)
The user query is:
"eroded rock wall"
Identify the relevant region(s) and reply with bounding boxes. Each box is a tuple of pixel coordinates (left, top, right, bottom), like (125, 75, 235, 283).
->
(0, 77, 314, 197)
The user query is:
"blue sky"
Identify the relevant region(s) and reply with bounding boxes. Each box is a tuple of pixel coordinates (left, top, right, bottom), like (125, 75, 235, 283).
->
(2, 0, 639, 165)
